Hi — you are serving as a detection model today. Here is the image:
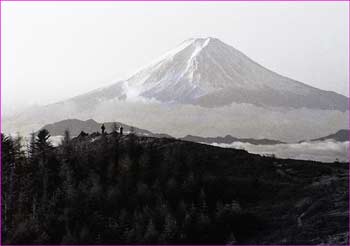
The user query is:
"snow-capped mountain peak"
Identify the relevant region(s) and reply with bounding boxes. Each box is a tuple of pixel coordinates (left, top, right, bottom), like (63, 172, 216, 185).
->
(71, 37, 348, 110)
(117, 37, 346, 110)
(125, 37, 249, 102)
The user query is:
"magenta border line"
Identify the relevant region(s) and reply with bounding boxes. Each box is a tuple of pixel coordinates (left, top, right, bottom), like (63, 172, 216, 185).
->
(0, 0, 349, 246)
(4, 244, 346, 246)
(348, 1, 350, 245)
(0, 0, 348, 1)
(0, 0, 2, 244)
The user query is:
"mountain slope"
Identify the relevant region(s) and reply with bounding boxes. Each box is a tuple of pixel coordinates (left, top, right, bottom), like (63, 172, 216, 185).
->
(77, 37, 347, 110)
(51, 37, 348, 111)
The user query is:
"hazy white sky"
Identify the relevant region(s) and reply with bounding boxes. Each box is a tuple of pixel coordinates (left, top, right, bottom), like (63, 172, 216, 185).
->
(2, 1, 349, 114)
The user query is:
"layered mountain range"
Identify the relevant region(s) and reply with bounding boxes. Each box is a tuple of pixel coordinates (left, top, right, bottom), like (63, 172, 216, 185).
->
(39, 118, 348, 162)
(41, 119, 348, 144)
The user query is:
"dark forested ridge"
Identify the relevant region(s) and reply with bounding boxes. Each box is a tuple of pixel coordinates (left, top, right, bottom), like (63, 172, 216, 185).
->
(40, 119, 173, 139)
(2, 130, 349, 244)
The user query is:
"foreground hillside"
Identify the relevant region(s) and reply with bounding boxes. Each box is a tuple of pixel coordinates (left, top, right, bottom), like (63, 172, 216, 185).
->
(2, 131, 348, 244)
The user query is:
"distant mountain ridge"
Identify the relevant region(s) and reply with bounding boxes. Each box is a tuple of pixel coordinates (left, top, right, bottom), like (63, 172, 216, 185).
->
(40, 119, 172, 139)
(40, 119, 348, 147)
(310, 129, 349, 142)
(40, 119, 284, 145)
(181, 134, 285, 145)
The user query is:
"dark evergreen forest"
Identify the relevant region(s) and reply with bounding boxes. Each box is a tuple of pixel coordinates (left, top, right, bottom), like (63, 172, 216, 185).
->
(1, 129, 348, 244)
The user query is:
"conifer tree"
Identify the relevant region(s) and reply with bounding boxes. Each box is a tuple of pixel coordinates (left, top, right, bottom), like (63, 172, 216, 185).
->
(161, 213, 177, 243)
(144, 219, 158, 243)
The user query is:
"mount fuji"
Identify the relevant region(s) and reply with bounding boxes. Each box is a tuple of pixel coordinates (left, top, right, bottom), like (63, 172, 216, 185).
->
(70, 37, 348, 110)
(4, 37, 349, 141)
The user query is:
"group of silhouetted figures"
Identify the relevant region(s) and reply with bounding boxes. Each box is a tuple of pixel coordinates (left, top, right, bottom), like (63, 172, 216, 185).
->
(77, 124, 124, 139)
(101, 124, 123, 135)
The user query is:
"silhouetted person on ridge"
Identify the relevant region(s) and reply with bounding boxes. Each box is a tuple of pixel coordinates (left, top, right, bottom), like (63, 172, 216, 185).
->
(120, 126, 123, 136)
(101, 124, 106, 134)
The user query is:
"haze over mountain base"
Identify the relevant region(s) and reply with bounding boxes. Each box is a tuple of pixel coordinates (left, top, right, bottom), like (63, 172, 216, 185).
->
(4, 99, 348, 143)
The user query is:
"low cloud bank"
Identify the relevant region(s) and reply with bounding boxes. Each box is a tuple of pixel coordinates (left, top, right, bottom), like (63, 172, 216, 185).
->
(4, 98, 348, 142)
(211, 141, 349, 163)
(92, 100, 348, 142)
